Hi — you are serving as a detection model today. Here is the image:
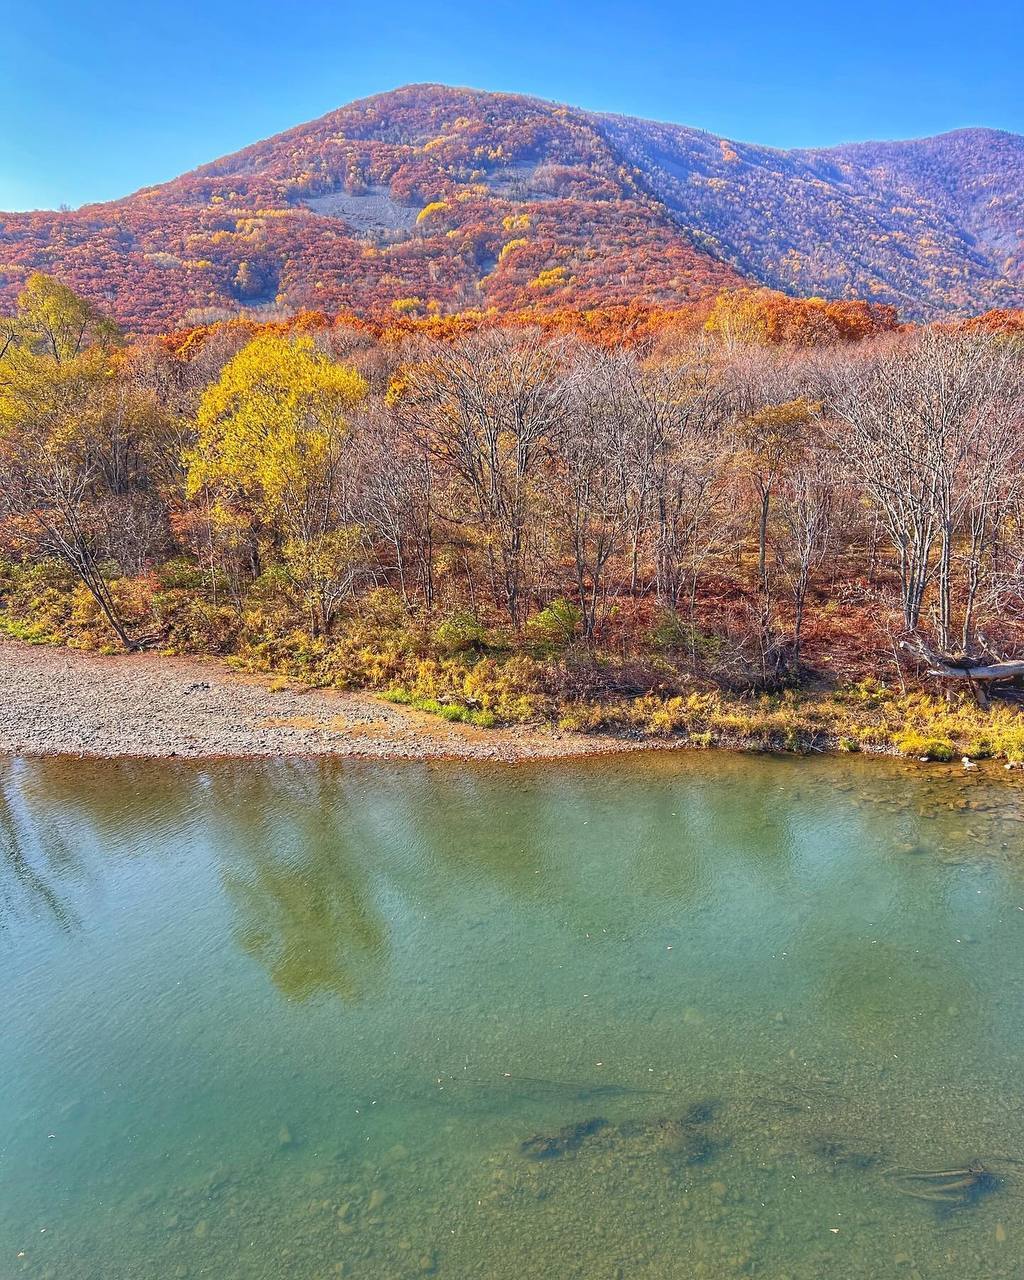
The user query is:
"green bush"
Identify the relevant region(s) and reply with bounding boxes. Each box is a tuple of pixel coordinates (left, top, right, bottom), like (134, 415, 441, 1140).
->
(650, 609, 688, 652)
(380, 688, 495, 728)
(155, 558, 220, 592)
(433, 611, 486, 656)
(0, 614, 60, 644)
(525, 599, 581, 650)
(649, 610, 723, 662)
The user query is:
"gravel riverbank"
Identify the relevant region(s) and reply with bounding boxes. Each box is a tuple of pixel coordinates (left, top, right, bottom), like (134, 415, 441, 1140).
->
(0, 638, 645, 762)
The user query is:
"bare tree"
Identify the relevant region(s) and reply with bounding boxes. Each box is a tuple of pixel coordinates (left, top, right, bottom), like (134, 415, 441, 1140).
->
(550, 351, 632, 644)
(397, 329, 572, 625)
(772, 442, 837, 663)
(828, 339, 941, 633)
(829, 330, 1024, 646)
(647, 346, 732, 615)
(349, 403, 436, 607)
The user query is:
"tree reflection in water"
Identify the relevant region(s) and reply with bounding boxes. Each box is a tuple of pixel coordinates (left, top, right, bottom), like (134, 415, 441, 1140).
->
(0, 759, 79, 932)
(203, 763, 390, 1003)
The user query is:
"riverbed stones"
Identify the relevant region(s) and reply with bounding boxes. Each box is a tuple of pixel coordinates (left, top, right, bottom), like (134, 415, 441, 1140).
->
(0, 636, 648, 762)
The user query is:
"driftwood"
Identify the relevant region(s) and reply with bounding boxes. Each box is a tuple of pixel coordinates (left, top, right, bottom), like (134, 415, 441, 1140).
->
(900, 637, 1024, 709)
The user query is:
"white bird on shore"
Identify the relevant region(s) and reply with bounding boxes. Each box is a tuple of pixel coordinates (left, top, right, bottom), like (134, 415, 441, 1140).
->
(962, 756, 978, 770)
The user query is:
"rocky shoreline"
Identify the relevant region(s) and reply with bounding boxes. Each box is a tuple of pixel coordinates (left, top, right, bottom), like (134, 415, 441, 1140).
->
(0, 638, 649, 763)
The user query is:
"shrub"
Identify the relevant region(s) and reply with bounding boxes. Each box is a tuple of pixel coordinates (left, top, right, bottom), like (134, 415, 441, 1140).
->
(630, 694, 688, 736)
(558, 703, 610, 733)
(22, 558, 78, 593)
(153, 593, 240, 654)
(894, 730, 956, 762)
(380, 687, 413, 706)
(155, 558, 216, 592)
(358, 587, 411, 631)
(380, 687, 495, 728)
(461, 656, 547, 722)
(234, 629, 332, 684)
(649, 611, 723, 662)
(526, 599, 581, 650)
(988, 714, 1024, 763)
(0, 614, 60, 644)
(433, 611, 486, 656)
(650, 610, 688, 652)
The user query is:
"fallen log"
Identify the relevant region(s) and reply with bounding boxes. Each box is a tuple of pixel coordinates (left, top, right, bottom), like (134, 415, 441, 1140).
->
(899, 638, 1024, 709)
(921, 657, 1024, 682)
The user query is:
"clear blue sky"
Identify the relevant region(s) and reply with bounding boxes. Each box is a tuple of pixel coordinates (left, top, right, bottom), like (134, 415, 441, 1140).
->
(2, 0, 1022, 210)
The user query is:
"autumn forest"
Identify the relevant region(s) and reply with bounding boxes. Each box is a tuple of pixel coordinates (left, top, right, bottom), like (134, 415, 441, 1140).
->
(3, 265, 1024, 760)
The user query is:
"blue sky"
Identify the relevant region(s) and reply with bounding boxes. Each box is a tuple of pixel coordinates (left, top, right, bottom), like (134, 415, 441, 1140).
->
(2, 0, 1022, 210)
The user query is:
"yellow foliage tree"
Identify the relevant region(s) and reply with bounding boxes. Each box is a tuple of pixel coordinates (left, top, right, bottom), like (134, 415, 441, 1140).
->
(0, 277, 147, 646)
(188, 333, 366, 517)
(187, 333, 368, 632)
(416, 200, 449, 224)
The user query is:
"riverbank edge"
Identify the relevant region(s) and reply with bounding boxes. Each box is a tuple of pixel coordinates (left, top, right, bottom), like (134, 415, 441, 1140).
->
(0, 635, 673, 764)
(0, 632, 925, 767)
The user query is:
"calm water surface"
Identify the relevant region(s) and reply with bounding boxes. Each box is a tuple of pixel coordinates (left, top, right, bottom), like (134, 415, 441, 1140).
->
(3, 751, 1024, 1279)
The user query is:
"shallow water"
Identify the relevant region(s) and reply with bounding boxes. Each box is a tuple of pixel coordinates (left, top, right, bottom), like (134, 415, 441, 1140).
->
(3, 751, 1024, 1279)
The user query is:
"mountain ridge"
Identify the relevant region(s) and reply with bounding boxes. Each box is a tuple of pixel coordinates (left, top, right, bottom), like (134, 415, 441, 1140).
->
(1, 83, 1021, 330)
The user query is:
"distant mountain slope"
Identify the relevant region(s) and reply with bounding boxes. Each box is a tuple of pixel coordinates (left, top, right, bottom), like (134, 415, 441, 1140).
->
(0, 84, 1021, 331)
(825, 129, 1024, 286)
(599, 118, 1024, 318)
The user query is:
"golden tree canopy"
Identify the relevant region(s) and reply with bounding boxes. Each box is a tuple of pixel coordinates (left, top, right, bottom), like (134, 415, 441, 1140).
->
(187, 333, 367, 516)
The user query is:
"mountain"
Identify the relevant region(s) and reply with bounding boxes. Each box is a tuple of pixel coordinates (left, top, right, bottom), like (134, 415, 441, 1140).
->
(1, 84, 1021, 332)
(603, 119, 1024, 318)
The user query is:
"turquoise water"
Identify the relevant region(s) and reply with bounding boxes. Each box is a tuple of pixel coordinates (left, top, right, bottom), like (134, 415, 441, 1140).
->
(3, 751, 1024, 1278)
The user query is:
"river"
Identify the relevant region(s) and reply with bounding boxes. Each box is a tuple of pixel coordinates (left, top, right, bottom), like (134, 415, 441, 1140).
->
(2, 752, 1024, 1278)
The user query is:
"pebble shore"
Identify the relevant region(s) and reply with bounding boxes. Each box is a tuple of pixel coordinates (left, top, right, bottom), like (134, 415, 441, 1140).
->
(0, 638, 643, 762)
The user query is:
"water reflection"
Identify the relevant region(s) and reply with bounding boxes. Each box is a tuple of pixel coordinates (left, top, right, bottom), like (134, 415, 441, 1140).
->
(217, 819, 388, 1004)
(2, 752, 1024, 1280)
(0, 760, 79, 931)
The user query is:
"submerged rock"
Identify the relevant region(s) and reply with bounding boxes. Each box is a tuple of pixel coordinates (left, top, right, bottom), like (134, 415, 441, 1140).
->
(683, 1099, 721, 1127)
(808, 1135, 885, 1173)
(884, 1159, 1001, 1214)
(520, 1116, 608, 1160)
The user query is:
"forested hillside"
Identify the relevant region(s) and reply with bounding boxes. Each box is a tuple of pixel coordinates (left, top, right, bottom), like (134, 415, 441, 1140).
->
(603, 119, 1024, 317)
(0, 85, 1021, 331)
